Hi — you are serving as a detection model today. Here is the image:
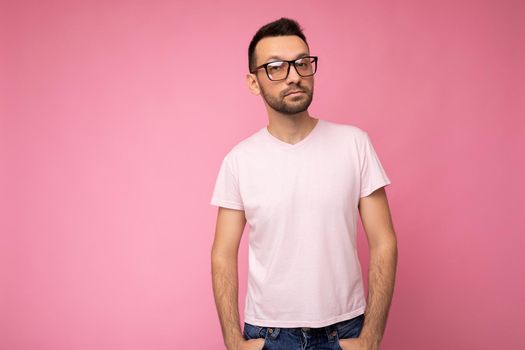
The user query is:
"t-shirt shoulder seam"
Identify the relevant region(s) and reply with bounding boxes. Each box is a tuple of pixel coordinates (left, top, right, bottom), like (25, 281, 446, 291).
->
(327, 120, 366, 136)
(230, 127, 265, 152)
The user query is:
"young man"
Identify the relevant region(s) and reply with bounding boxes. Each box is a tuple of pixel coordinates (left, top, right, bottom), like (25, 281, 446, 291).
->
(210, 17, 397, 350)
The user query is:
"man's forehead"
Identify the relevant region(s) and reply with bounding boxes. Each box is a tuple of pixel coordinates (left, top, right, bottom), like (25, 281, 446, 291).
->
(256, 36, 309, 62)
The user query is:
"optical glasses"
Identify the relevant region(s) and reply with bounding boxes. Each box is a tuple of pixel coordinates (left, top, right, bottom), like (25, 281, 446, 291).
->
(250, 56, 318, 81)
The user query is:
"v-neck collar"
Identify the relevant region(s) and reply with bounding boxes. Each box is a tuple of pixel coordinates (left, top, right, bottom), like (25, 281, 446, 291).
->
(263, 118, 323, 151)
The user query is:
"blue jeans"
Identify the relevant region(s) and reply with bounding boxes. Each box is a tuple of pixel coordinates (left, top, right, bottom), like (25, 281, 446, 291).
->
(243, 313, 365, 350)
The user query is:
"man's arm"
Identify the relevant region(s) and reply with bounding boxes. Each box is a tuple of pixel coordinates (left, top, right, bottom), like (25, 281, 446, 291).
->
(357, 187, 398, 349)
(210, 206, 248, 350)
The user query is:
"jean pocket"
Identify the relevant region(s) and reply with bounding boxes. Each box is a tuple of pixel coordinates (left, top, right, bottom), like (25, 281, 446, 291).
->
(336, 314, 365, 340)
(243, 323, 270, 348)
(244, 323, 262, 340)
(243, 323, 277, 349)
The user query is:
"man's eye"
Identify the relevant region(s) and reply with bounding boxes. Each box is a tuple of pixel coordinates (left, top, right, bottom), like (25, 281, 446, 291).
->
(296, 58, 309, 65)
(268, 62, 285, 70)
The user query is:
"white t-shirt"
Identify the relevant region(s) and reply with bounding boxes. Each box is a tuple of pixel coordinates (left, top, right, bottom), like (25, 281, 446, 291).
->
(210, 118, 391, 328)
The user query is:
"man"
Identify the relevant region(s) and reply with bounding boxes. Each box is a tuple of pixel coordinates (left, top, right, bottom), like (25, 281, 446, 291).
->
(210, 17, 397, 350)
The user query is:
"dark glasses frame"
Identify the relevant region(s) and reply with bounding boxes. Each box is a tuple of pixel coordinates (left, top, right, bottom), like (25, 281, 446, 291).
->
(249, 55, 318, 81)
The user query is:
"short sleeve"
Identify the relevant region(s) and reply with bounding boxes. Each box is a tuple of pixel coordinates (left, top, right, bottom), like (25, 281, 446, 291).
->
(359, 132, 391, 198)
(210, 153, 244, 210)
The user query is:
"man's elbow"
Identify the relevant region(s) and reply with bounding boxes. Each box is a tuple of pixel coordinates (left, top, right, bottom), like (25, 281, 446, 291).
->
(369, 230, 398, 252)
(211, 246, 239, 265)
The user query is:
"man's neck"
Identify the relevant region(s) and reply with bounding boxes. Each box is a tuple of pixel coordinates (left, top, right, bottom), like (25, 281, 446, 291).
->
(266, 111, 318, 145)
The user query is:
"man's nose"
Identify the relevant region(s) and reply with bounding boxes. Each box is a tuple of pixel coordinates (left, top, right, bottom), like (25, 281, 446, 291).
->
(285, 64, 301, 84)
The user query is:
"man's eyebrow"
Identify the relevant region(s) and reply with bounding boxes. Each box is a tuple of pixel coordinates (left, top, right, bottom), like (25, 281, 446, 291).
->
(264, 53, 310, 63)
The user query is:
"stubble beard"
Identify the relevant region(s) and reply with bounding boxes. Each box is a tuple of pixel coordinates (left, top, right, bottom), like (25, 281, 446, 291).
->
(259, 84, 314, 115)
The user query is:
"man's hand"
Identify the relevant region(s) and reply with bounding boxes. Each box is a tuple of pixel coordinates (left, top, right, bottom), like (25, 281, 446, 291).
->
(339, 337, 379, 350)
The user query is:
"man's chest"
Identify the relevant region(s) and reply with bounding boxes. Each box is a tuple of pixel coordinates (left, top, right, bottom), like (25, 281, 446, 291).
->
(237, 148, 361, 225)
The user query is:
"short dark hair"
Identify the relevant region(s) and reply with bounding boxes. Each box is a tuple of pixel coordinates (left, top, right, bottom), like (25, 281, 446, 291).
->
(248, 17, 309, 73)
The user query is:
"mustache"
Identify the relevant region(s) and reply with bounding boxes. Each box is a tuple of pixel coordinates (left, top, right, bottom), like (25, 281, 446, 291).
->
(283, 86, 309, 96)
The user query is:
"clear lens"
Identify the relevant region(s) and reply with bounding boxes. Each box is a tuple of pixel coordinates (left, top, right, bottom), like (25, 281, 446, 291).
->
(295, 57, 315, 76)
(267, 61, 289, 80)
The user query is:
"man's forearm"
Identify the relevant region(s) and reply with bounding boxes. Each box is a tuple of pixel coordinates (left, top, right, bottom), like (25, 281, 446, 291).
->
(359, 241, 398, 348)
(211, 256, 243, 350)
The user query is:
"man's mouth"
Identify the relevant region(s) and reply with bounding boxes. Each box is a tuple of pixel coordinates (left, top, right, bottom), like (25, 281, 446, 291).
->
(285, 90, 305, 96)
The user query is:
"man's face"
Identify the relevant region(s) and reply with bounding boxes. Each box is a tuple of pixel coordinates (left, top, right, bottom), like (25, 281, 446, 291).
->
(249, 35, 314, 115)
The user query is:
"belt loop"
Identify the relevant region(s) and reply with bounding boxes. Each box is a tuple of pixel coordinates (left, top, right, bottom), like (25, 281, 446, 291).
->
(325, 323, 338, 340)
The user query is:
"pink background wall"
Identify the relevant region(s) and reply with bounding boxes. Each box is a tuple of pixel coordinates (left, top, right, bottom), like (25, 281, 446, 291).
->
(1, 0, 524, 349)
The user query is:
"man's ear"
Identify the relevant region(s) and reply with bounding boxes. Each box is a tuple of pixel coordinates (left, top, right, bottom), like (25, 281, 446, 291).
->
(246, 73, 261, 96)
